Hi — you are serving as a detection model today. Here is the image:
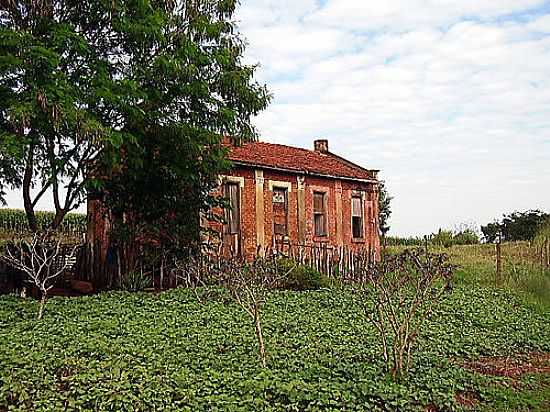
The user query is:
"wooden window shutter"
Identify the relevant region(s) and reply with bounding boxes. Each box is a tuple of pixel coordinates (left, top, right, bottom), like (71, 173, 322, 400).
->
(313, 192, 327, 236)
(225, 183, 240, 234)
(273, 188, 288, 235)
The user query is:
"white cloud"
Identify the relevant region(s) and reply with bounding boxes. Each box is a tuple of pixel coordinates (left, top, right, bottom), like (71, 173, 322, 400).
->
(527, 14, 550, 32)
(306, 0, 547, 30)
(237, 0, 550, 235)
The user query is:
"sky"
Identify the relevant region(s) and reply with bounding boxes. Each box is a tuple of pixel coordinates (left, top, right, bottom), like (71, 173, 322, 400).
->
(3, 1, 550, 236)
(235, 0, 550, 236)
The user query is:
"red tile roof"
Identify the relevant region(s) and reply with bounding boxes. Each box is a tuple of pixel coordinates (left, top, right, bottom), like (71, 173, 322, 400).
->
(227, 141, 377, 181)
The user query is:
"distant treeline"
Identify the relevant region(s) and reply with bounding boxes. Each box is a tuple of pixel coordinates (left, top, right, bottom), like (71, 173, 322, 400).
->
(387, 209, 550, 247)
(0, 209, 86, 236)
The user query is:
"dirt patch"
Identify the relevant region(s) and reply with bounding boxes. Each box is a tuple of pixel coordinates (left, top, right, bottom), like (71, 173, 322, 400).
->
(463, 352, 550, 378)
(454, 391, 479, 409)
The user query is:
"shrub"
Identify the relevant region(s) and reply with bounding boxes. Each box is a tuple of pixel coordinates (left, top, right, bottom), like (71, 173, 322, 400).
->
(121, 271, 152, 292)
(431, 230, 454, 248)
(275, 258, 325, 291)
(355, 248, 455, 380)
(452, 229, 480, 245)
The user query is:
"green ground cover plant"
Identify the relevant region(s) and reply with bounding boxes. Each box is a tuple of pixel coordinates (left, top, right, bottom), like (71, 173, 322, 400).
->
(1, 284, 548, 411)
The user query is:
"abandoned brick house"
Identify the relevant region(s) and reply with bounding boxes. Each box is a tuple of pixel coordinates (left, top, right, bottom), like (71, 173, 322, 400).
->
(210, 139, 381, 258)
(87, 139, 381, 262)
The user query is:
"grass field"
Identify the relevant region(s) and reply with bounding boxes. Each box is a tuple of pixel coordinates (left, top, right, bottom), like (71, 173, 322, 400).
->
(1, 271, 549, 411)
(389, 242, 550, 311)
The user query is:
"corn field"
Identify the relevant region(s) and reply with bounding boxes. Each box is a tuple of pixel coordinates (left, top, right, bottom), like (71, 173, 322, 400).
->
(0, 209, 86, 237)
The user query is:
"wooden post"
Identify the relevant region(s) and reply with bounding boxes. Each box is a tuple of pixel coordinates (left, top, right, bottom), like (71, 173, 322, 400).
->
(496, 241, 502, 286)
(424, 235, 429, 254)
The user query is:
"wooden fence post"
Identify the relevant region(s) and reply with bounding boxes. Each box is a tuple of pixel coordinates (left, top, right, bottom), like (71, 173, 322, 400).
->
(495, 241, 502, 286)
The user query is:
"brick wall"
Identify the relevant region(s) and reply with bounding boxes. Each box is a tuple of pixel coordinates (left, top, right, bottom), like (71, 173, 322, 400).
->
(211, 166, 380, 259)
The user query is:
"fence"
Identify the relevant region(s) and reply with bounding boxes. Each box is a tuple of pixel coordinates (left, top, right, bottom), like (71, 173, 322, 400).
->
(268, 242, 377, 281)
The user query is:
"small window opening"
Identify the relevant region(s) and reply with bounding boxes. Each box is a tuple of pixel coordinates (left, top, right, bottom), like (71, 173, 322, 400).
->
(273, 188, 288, 235)
(313, 191, 327, 237)
(352, 195, 363, 239)
(224, 182, 240, 234)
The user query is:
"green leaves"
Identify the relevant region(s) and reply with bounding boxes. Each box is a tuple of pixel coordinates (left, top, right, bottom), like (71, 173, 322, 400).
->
(2, 0, 269, 233)
(0, 286, 548, 411)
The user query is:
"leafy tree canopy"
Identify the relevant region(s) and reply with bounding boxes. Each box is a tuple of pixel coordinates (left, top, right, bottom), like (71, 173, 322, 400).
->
(378, 180, 392, 237)
(0, 0, 270, 240)
(481, 210, 549, 243)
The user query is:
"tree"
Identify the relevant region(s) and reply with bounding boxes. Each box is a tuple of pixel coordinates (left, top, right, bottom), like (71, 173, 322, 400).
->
(481, 210, 549, 243)
(0, 2, 115, 231)
(378, 180, 392, 238)
(355, 249, 454, 379)
(1, 232, 77, 319)
(2, 0, 269, 241)
(222, 257, 286, 368)
(89, 0, 269, 274)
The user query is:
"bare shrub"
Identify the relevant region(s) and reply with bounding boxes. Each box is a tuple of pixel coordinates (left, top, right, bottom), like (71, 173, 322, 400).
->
(1, 232, 78, 319)
(171, 252, 214, 303)
(356, 248, 455, 379)
(219, 257, 289, 368)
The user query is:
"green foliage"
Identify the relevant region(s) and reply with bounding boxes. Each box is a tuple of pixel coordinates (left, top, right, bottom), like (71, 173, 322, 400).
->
(385, 236, 425, 247)
(1, 0, 270, 236)
(275, 258, 326, 291)
(0, 285, 549, 411)
(120, 271, 152, 292)
(387, 228, 480, 248)
(481, 210, 549, 243)
(452, 229, 480, 245)
(431, 228, 480, 247)
(94, 0, 271, 252)
(378, 180, 392, 237)
(0, 2, 115, 229)
(0, 208, 85, 236)
(431, 230, 455, 247)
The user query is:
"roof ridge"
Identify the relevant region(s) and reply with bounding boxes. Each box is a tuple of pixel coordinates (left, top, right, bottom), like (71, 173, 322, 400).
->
(251, 141, 322, 155)
(227, 139, 377, 182)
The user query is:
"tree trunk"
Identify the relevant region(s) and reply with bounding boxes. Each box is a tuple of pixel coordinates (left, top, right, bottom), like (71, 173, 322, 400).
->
(51, 209, 67, 231)
(37, 292, 47, 320)
(23, 146, 38, 232)
(254, 307, 266, 368)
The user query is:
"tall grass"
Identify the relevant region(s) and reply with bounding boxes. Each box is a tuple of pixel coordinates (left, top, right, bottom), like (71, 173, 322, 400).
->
(388, 241, 550, 310)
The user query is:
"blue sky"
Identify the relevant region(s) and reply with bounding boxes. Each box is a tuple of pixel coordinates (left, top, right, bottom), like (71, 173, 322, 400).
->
(236, 0, 550, 236)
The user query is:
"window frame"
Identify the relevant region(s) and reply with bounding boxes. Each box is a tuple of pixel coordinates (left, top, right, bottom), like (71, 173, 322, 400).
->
(224, 181, 241, 235)
(313, 191, 328, 237)
(351, 193, 364, 239)
(272, 187, 289, 236)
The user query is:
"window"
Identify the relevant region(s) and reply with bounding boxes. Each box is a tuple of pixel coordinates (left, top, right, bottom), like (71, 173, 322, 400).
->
(273, 188, 288, 235)
(352, 195, 363, 238)
(313, 191, 327, 236)
(224, 182, 240, 234)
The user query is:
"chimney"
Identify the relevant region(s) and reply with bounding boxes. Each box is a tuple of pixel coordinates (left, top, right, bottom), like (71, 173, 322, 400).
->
(314, 139, 329, 153)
